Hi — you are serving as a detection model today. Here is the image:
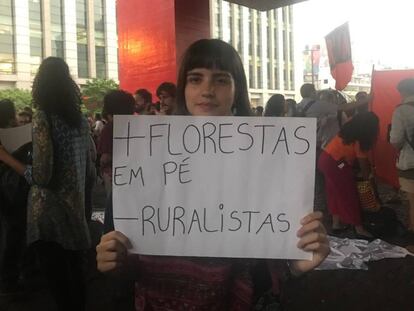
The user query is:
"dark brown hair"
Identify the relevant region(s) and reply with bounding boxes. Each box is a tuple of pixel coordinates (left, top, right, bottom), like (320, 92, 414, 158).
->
(176, 39, 251, 116)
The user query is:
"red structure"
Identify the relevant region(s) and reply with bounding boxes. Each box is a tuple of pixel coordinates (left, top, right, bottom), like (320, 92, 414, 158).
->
(116, 0, 210, 96)
(371, 69, 414, 188)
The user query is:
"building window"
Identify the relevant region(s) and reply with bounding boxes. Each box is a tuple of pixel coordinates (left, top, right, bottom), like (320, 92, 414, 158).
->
(267, 21, 271, 58)
(284, 69, 288, 90)
(237, 10, 242, 52)
(249, 62, 253, 88)
(282, 7, 287, 23)
(0, 0, 15, 74)
(289, 31, 294, 62)
(274, 67, 279, 90)
(95, 46, 106, 78)
(248, 10, 253, 56)
(256, 14, 261, 57)
(229, 13, 233, 46)
(51, 0, 64, 59)
(29, 0, 43, 75)
(216, 0, 221, 39)
(76, 0, 88, 78)
(273, 27, 278, 61)
(257, 65, 262, 89)
(290, 70, 295, 90)
(267, 61, 272, 89)
(95, 0, 106, 78)
(77, 44, 88, 78)
(282, 30, 287, 62)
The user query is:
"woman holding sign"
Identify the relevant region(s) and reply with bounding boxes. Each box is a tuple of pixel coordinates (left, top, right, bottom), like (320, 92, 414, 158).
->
(96, 39, 329, 310)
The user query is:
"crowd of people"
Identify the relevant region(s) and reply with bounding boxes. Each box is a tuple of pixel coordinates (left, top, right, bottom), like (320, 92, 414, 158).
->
(0, 37, 412, 310)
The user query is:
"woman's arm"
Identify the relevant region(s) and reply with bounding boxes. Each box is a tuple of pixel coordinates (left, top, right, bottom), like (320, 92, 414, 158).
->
(31, 112, 54, 186)
(0, 145, 26, 176)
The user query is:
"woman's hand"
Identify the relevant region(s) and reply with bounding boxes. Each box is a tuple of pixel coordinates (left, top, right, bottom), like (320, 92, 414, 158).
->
(96, 231, 132, 273)
(0, 144, 26, 176)
(289, 211, 330, 275)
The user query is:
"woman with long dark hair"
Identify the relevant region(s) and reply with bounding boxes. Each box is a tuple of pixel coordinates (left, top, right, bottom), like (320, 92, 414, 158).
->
(318, 112, 379, 237)
(95, 39, 329, 310)
(0, 57, 91, 310)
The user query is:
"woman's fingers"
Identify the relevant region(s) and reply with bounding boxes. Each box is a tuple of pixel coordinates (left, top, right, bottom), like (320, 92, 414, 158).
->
(297, 231, 327, 249)
(100, 231, 132, 249)
(300, 211, 323, 225)
(96, 231, 132, 273)
(297, 219, 326, 238)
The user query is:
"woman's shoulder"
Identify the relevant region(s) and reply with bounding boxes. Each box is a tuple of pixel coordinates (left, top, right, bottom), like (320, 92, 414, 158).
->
(32, 110, 51, 130)
(32, 110, 47, 122)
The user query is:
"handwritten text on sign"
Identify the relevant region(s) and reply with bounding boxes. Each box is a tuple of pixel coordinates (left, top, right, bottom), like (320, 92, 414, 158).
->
(113, 116, 316, 260)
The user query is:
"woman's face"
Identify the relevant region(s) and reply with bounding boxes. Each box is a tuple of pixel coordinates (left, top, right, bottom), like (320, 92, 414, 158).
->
(184, 68, 235, 116)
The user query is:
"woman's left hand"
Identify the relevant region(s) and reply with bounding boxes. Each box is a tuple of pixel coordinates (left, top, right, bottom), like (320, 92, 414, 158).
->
(289, 211, 330, 275)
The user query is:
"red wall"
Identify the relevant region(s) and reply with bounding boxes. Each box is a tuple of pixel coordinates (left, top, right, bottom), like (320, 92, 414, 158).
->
(117, 0, 177, 95)
(117, 0, 210, 97)
(175, 0, 211, 70)
(371, 69, 414, 188)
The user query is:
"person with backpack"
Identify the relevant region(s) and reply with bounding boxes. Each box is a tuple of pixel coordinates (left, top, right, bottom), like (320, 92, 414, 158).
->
(390, 78, 414, 234)
(296, 84, 338, 150)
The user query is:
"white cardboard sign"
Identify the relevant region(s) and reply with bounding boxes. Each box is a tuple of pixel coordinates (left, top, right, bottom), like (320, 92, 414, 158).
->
(113, 115, 316, 260)
(0, 123, 32, 153)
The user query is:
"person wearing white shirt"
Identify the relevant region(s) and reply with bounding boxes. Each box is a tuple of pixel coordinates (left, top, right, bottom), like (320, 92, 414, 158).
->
(93, 113, 105, 138)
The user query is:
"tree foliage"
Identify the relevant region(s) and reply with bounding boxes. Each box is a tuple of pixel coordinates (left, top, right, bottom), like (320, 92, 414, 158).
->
(82, 78, 119, 112)
(0, 88, 32, 111)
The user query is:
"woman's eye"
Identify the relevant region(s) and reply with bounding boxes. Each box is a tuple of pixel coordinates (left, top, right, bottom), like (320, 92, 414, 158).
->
(216, 77, 231, 85)
(187, 76, 201, 84)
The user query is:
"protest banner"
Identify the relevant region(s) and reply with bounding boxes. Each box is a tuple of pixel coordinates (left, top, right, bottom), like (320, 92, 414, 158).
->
(113, 115, 316, 260)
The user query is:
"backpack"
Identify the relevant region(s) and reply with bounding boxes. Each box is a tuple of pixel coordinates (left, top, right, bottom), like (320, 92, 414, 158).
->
(295, 100, 316, 117)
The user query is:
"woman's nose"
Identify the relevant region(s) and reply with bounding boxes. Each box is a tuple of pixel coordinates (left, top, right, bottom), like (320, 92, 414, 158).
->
(201, 80, 214, 97)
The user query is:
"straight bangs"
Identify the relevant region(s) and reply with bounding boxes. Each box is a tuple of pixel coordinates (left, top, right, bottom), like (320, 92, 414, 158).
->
(176, 39, 251, 116)
(184, 41, 235, 74)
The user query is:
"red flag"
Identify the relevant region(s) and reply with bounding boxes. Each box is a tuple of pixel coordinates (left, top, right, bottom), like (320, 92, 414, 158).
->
(325, 22, 354, 90)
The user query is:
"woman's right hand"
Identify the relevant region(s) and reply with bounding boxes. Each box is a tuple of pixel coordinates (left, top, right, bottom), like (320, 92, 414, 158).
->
(96, 231, 132, 273)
